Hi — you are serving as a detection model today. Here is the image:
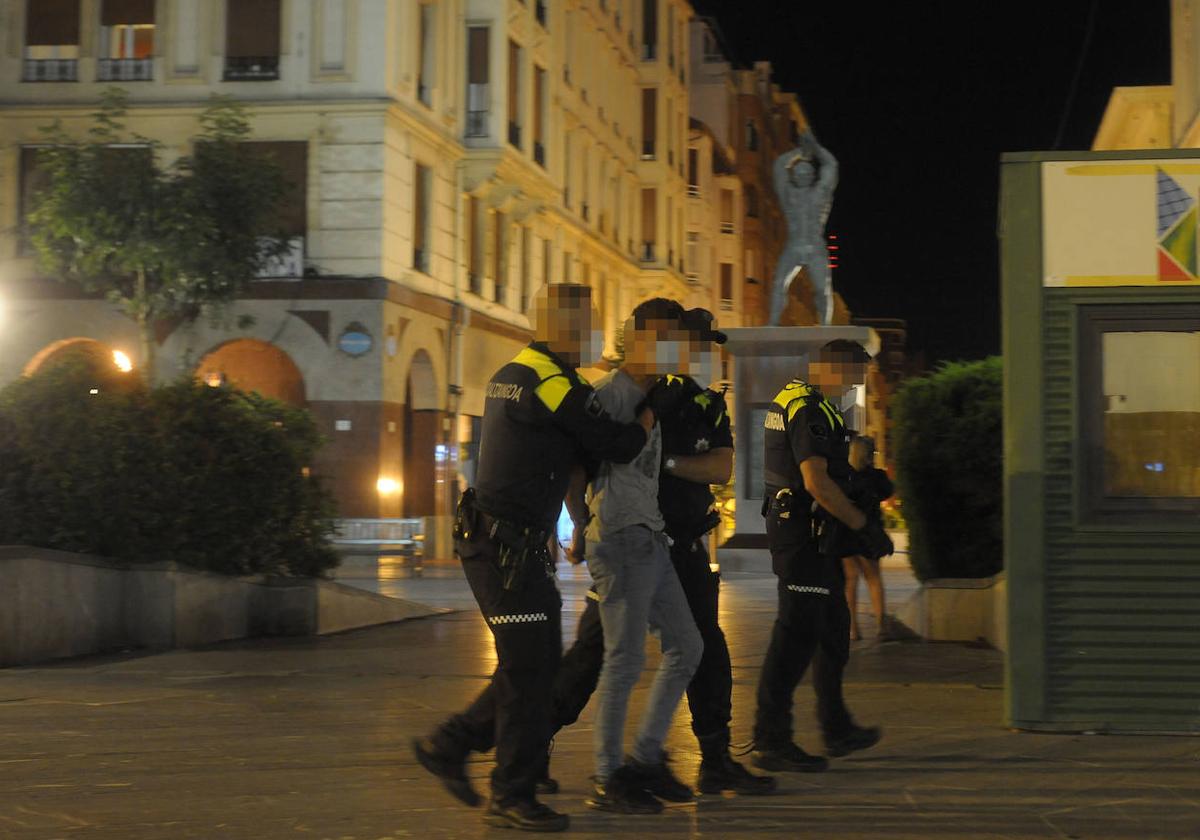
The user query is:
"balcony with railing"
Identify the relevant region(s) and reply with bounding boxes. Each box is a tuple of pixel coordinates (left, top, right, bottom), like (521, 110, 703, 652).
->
(98, 57, 153, 82)
(720, 221, 735, 235)
(687, 184, 700, 198)
(466, 83, 489, 137)
(23, 59, 78, 82)
(224, 55, 280, 81)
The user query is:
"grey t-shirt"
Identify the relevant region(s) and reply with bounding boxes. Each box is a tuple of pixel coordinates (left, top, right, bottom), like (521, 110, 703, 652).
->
(586, 369, 665, 538)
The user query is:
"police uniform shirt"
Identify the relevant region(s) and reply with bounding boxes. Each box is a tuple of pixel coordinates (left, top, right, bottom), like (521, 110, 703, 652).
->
(762, 380, 850, 509)
(474, 342, 647, 533)
(658, 376, 733, 542)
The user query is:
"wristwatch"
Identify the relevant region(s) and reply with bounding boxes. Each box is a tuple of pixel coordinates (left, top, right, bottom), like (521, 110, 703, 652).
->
(665, 457, 677, 472)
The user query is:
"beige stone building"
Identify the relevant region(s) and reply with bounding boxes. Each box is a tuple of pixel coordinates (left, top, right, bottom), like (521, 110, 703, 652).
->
(0, 0, 704, 544)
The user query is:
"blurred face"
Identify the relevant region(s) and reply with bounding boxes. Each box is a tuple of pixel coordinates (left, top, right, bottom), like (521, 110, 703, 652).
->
(541, 299, 600, 367)
(624, 319, 691, 376)
(683, 336, 719, 385)
(807, 358, 867, 397)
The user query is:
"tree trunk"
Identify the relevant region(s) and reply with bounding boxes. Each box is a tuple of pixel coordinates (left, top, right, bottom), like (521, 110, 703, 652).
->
(135, 269, 155, 383)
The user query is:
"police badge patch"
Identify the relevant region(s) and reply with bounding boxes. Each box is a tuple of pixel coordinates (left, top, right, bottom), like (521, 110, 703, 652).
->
(809, 423, 829, 439)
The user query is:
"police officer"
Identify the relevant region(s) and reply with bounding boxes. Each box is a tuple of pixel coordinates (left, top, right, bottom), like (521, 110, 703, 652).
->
(413, 283, 654, 833)
(548, 308, 774, 796)
(751, 339, 893, 772)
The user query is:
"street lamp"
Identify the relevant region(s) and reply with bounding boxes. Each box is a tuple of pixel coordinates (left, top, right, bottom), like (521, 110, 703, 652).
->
(112, 350, 133, 373)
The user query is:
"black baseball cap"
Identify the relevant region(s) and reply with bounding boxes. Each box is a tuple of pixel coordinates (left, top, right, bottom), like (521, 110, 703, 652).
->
(682, 307, 727, 345)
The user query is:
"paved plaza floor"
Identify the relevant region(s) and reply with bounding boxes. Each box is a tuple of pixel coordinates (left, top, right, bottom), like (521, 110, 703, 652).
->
(1, 560, 1197, 839)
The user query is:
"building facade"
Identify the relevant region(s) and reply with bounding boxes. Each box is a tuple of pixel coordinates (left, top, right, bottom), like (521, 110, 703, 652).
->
(0, 0, 699, 543)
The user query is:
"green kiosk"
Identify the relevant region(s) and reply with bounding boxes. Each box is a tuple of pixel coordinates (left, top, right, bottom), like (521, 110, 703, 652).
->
(1002, 150, 1200, 733)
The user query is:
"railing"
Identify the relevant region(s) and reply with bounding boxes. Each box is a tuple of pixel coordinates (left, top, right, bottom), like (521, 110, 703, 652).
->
(97, 57, 152, 82)
(533, 141, 546, 167)
(22, 59, 77, 82)
(720, 221, 735, 234)
(641, 140, 655, 160)
(466, 83, 489, 137)
(332, 518, 425, 557)
(508, 121, 521, 148)
(686, 272, 700, 284)
(687, 184, 700, 198)
(224, 55, 280, 81)
(256, 237, 305, 279)
(720, 299, 734, 311)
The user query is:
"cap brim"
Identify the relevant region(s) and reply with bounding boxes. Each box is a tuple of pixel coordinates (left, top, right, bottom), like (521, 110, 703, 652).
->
(706, 329, 728, 345)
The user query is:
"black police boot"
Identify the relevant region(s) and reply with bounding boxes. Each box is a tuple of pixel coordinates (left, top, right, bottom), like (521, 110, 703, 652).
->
(534, 749, 559, 795)
(624, 752, 694, 802)
(823, 724, 882, 758)
(411, 737, 481, 807)
(586, 766, 664, 814)
(483, 797, 570, 832)
(696, 732, 777, 795)
(750, 741, 830, 773)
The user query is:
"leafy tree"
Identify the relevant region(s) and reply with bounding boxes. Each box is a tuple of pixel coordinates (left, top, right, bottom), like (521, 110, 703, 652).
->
(26, 88, 291, 379)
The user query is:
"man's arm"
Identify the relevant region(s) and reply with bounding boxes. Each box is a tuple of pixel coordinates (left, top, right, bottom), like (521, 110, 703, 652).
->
(545, 378, 654, 465)
(564, 464, 590, 564)
(800, 456, 866, 531)
(665, 447, 733, 485)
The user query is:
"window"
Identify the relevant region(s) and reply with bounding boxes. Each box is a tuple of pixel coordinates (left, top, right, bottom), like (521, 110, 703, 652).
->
(99, 0, 155, 81)
(666, 96, 674, 167)
(641, 0, 657, 60)
(466, 26, 490, 137)
(745, 120, 759, 152)
(535, 0, 547, 28)
(507, 40, 522, 148)
(244, 141, 307, 277)
(492, 211, 507, 303)
(1081, 305, 1200, 518)
(533, 66, 547, 166)
(687, 148, 699, 195)
(23, 0, 81, 82)
(702, 27, 722, 62)
(640, 188, 656, 261)
(413, 164, 432, 273)
(685, 232, 699, 281)
(719, 189, 734, 233)
(542, 237, 552, 287)
(745, 184, 759, 218)
(719, 263, 733, 309)
(468, 195, 483, 294)
(745, 248, 758, 281)
(418, 2, 435, 106)
(563, 132, 573, 208)
(666, 4, 674, 68)
(641, 88, 657, 159)
(225, 0, 281, 81)
(520, 226, 531, 312)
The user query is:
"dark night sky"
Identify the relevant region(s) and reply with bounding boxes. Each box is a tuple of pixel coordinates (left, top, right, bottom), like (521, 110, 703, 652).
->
(694, 1, 1171, 364)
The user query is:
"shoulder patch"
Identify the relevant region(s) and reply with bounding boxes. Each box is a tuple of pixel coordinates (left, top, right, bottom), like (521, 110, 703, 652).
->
(535, 375, 572, 412)
(808, 423, 829, 439)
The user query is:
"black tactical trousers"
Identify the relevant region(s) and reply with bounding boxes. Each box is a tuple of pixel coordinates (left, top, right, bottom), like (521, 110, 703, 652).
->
(431, 533, 562, 804)
(552, 539, 733, 742)
(752, 563, 853, 748)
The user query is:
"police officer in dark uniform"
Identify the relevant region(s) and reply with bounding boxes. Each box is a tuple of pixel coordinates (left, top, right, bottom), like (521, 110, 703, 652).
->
(751, 339, 893, 773)
(546, 308, 774, 795)
(413, 283, 654, 833)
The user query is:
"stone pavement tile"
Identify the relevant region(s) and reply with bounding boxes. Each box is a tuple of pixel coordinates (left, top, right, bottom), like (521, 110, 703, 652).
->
(0, 571, 1197, 839)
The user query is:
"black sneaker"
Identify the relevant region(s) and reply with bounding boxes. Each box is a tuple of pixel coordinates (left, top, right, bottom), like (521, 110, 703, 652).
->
(697, 753, 778, 795)
(411, 737, 481, 807)
(586, 767, 664, 814)
(483, 797, 570, 832)
(823, 725, 882, 758)
(625, 753, 694, 802)
(750, 742, 830, 773)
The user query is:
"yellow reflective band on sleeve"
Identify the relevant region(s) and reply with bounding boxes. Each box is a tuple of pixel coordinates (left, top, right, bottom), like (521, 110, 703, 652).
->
(694, 392, 712, 410)
(785, 398, 805, 423)
(817, 400, 838, 430)
(535, 374, 572, 411)
(512, 347, 565, 380)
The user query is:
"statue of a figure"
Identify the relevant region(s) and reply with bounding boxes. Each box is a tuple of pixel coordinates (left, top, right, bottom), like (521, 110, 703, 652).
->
(768, 131, 838, 326)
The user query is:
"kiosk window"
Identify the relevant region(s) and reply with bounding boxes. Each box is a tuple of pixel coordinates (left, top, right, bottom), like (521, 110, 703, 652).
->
(1082, 305, 1200, 516)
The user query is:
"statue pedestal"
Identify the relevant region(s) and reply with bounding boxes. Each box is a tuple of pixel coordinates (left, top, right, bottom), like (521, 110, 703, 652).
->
(717, 326, 880, 572)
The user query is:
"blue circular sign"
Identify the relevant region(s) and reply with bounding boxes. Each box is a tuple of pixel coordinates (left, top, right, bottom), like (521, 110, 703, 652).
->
(338, 328, 373, 357)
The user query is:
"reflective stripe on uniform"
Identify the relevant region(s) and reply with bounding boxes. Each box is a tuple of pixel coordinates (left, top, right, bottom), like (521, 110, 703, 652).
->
(487, 612, 550, 625)
(786, 584, 831, 596)
(585, 589, 601, 602)
(512, 346, 572, 411)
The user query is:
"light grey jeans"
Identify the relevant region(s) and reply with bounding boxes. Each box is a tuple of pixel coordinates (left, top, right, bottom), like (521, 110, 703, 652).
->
(587, 525, 704, 780)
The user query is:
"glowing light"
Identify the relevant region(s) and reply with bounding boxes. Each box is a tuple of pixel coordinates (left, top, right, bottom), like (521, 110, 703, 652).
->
(112, 350, 133, 373)
(89, 388, 99, 395)
(376, 477, 401, 495)
(204, 371, 225, 388)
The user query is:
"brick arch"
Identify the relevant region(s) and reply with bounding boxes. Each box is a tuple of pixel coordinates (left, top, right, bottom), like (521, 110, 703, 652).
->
(193, 339, 306, 406)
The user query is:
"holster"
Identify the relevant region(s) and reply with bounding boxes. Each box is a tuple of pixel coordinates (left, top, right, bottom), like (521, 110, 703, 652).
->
(457, 490, 553, 591)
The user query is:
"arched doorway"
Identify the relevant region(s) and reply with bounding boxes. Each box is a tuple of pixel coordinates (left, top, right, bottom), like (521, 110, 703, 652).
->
(194, 339, 306, 406)
(402, 350, 440, 517)
(23, 338, 124, 377)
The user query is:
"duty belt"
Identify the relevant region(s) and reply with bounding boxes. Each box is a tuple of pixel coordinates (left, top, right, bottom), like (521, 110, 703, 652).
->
(455, 491, 554, 591)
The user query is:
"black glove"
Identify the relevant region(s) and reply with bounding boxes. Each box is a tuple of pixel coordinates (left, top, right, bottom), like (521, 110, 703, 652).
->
(857, 519, 894, 560)
(644, 376, 688, 419)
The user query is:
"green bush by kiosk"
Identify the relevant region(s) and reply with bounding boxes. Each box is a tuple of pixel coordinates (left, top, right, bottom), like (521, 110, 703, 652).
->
(1001, 150, 1200, 733)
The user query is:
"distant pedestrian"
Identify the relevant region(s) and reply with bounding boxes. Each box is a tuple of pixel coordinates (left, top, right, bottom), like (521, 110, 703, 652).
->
(839, 436, 895, 641)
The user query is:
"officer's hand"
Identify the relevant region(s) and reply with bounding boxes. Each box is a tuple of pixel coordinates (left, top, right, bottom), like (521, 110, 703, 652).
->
(857, 519, 894, 560)
(637, 405, 656, 433)
(645, 377, 687, 418)
(567, 523, 587, 565)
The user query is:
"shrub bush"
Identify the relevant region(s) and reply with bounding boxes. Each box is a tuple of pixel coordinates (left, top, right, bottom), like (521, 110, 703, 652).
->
(892, 357, 1002, 582)
(0, 360, 339, 577)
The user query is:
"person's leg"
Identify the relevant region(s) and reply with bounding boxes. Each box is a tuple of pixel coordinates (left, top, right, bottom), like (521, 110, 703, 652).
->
(862, 557, 887, 638)
(672, 542, 732, 742)
(552, 592, 605, 730)
(630, 535, 703, 766)
(589, 528, 656, 783)
(842, 556, 861, 641)
(753, 581, 822, 748)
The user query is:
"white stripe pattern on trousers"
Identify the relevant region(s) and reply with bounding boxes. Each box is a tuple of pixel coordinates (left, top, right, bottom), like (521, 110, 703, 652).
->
(786, 584, 831, 596)
(487, 612, 549, 625)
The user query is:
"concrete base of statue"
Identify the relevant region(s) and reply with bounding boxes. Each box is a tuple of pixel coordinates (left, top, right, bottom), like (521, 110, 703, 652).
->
(715, 325, 880, 573)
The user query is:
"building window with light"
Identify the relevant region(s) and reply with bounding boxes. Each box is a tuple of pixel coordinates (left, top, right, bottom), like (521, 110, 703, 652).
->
(23, 0, 81, 82)
(99, 0, 155, 82)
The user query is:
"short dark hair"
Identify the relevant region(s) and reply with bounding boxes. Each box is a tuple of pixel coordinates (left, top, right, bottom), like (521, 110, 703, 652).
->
(817, 339, 871, 364)
(545, 283, 592, 309)
(630, 297, 686, 329)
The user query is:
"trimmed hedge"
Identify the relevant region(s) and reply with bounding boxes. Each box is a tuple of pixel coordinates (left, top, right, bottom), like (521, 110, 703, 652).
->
(0, 360, 339, 577)
(892, 357, 1002, 582)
